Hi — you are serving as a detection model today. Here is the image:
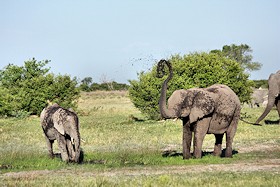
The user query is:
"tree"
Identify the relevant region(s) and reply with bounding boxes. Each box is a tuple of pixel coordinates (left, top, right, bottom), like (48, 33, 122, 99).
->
(80, 77, 93, 91)
(129, 52, 254, 120)
(210, 44, 262, 72)
(0, 58, 80, 117)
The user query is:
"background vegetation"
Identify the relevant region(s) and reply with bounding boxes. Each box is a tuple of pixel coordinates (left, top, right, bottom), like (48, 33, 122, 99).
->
(79, 77, 129, 92)
(0, 59, 80, 117)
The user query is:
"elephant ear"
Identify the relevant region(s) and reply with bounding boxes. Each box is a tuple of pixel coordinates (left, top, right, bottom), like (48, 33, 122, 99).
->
(189, 91, 215, 124)
(54, 121, 65, 135)
(40, 108, 46, 124)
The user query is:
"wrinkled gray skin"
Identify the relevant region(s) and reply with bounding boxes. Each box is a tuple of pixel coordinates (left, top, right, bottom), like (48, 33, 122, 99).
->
(157, 60, 241, 159)
(250, 88, 268, 108)
(40, 103, 81, 163)
(255, 70, 280, 125)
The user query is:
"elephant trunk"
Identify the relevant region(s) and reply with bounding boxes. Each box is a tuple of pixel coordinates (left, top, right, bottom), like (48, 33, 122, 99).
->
(255, 92, 276, 124)
(158, 60, 176, 119)
(74, 120, 81, 163)
(69, 117, 81, 163)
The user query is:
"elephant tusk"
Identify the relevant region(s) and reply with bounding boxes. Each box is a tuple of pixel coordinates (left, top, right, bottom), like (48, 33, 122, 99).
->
(71, 137, 75, 145)
(173, 118, 178, 122)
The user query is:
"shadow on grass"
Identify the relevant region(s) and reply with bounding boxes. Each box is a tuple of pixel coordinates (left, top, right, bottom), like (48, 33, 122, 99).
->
(264, 119, 280, 125)
(52, 149, 85, 164)
(162, 149, 238, 158)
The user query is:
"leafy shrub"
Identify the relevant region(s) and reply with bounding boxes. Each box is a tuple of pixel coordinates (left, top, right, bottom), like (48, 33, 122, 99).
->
(129, 52, 254, 120)
(0, 58, 80, 117)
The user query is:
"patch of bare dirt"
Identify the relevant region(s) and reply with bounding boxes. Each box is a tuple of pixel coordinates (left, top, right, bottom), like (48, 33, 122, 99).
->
(2, 159, 280, 179)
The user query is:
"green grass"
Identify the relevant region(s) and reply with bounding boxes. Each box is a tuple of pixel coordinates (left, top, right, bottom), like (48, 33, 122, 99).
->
(2, 172, 280, 187)
(1, 91, 280, 186)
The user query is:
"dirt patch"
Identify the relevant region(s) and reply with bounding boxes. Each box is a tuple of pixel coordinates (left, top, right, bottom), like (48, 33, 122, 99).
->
(2, 158, 280, 179)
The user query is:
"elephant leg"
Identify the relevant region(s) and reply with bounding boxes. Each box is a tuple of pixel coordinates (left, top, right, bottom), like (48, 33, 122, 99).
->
(66, 138, 75, 161)
(276, 98, 280, 124)
(56, 134, 69, 162)
(45, 136, 54, 158)
(182, 118, 192, 159)
(225, 118, 238, 157)
(193, 118, 210, 158)
(213, 134, 224, 156)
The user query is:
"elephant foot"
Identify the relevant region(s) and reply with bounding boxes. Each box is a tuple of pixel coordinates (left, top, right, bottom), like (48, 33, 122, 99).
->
(193, 150, 202, 159)
(182, 153, 192, 159)
(183, 155, 191, 159)
(225, 149, 233, 158)
(213, 145, 222, 156)
(48, 153, 54, 159)
(61, 152, 70, 162)
(212, 151, 221, 157)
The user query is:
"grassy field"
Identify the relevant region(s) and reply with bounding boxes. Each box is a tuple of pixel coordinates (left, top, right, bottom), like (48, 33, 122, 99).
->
(1, 90, 280, 186)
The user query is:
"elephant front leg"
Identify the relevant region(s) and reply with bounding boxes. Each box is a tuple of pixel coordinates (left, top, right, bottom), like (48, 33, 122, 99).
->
(66, 138, 75, 161)
(182, 119, 192, 159)
(213, 134, 224, 156)
(193, 118, 210, 158)
(276, 99, 280, 125)
(56, 134, 69, 162)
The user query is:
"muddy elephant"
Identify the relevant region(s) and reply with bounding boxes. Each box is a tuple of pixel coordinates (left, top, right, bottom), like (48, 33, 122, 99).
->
(157, 60, 241, 159)
(255, 70, 280, 125)
(40, 103, 81, 163)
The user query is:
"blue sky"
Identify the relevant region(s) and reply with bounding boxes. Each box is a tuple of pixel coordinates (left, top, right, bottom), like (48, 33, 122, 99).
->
(1, 1, 279, 83)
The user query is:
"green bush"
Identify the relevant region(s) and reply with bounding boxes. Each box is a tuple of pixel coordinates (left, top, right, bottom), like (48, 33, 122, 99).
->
(0, 58, 80, 117)
(129, 52, 254, 120)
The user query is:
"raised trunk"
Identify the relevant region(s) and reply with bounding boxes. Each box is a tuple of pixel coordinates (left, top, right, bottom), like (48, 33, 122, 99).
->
(255, 94, 276, 124)
(158, 60, 176, 119)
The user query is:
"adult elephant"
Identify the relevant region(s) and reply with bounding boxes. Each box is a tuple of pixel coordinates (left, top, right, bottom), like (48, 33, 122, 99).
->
(255, 70, 280, 125)
(157, 60, 241, 159)
(40, 103, 81, 163)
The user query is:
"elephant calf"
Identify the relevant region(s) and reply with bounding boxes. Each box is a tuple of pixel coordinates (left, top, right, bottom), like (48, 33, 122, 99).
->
(40, 103, 81, 163)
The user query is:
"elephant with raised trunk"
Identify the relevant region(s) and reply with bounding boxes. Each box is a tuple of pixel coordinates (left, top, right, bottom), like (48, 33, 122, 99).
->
(40, 103, 81, 163)
(157, 60, 241, 159)
(255, 70, 280, 125)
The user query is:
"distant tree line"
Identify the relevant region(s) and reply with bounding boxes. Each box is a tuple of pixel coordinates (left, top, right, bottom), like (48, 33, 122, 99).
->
(79, 77, 129, 92)
(252, 80, 268, 89)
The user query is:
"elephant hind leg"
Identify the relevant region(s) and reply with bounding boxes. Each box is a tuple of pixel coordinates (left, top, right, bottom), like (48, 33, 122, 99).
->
(45, 136, 54, 158)
(225, 107, 240, 158)
(213, 134, 224, 156)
